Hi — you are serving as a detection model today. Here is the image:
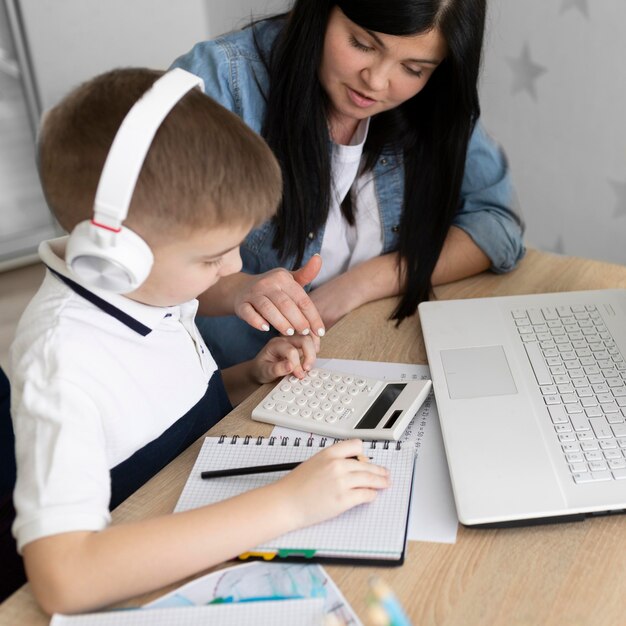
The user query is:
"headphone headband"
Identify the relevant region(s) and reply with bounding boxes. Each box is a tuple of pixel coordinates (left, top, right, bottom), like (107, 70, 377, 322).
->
(65, 68, 205, 294)
(93, 68, 204, 231)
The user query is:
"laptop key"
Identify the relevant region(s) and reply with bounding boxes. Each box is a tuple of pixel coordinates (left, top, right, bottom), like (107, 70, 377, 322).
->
(590, 417, 613, 439)
(525, 342, 552, 385)
(573, 472, 593, 484)
(590, 471, 612, 481)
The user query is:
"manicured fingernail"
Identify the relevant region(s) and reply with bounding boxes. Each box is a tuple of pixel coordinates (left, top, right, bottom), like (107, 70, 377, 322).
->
(317, 328, 325, 337)
(261, 323, 270, 331)
(301, 328, 310, 335)
(286, 328, 295, 336)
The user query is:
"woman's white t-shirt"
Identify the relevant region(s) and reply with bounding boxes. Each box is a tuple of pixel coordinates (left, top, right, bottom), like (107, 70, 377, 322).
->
(311, 119, 384, 288)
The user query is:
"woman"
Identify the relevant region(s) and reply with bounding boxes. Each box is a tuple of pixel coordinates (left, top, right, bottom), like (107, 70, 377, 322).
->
(172, 0, 525, 367)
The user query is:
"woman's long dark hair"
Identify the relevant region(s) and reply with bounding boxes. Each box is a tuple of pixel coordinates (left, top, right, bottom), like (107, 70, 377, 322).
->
(258, 0, 486, 320)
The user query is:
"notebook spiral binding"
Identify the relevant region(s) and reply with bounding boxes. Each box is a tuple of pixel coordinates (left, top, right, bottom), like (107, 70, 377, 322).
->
(216, 434, 402, 450)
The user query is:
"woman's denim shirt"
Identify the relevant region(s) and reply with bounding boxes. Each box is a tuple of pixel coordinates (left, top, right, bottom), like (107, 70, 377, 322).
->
(172, 19, 525, 277)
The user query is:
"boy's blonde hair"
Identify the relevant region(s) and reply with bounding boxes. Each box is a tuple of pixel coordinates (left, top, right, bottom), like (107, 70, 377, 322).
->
(38, 68, 281, 239)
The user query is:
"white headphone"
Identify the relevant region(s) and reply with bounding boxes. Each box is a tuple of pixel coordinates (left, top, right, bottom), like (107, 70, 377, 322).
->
(65, 68, 205, 294)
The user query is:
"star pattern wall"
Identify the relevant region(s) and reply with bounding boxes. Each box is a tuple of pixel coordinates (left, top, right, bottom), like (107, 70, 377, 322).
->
(561, 0, 589, 17)
(507, 43, 547, 101)
(481, 1, 625, 265)
(610, 180, 626, 219)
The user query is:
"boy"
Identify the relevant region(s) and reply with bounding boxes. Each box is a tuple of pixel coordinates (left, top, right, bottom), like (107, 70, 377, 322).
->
(8, 68, 388, 614)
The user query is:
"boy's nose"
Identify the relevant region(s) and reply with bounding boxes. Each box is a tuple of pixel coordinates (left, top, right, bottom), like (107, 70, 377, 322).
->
(219, 247, 243, 277)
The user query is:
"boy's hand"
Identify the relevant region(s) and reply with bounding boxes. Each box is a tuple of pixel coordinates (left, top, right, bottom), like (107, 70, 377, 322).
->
(234, 255, 326, 338)
(276, 439, 390, 528)
(251, 334, 321, 384)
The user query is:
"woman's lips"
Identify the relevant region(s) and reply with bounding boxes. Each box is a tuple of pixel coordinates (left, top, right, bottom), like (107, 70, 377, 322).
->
(346, 85, 377, 108)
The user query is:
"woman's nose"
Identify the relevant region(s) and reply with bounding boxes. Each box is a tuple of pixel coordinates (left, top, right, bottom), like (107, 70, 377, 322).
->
(360, 63, 389, 92)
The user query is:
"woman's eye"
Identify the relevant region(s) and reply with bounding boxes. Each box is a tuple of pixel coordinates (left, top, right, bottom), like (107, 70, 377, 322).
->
(349, 35, 373, 52)
(404, 66, 424, 78)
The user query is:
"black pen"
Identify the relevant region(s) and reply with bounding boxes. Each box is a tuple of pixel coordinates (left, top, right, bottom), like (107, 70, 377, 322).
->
(200, 455, 370, 479)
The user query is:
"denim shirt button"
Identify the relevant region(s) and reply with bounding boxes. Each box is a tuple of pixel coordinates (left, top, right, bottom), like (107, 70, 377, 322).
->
(307, 231, 315, 240)
(380, 157, 388, 166)
(391, 225, 400, 233)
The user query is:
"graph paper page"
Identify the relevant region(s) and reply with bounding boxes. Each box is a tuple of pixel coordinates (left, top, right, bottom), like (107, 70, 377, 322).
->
(175, 437, 415, 561)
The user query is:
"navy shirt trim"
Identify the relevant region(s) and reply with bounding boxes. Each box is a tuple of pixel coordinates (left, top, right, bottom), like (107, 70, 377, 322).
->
(109, 370, 231, 509)
(46, 266, 152, 337)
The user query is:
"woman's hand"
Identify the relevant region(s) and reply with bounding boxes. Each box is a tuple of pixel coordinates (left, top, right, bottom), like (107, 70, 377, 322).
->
(275, 439, 390, 528)
(234, 255, 326, 337)
(250, 334, 321, 383)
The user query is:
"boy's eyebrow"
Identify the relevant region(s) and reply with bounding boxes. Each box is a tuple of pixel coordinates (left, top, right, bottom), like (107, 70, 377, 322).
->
(362, 28, 441, 66)
(202, 243, 242, 260)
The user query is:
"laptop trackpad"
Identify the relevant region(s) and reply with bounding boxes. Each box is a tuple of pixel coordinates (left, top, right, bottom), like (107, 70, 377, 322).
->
(441, 346, 517, 399)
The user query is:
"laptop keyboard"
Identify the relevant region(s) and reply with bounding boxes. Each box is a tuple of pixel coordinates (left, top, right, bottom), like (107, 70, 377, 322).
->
(512, 304, 626, 484)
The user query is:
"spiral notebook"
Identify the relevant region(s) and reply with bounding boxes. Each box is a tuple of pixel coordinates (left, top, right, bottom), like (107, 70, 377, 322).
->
(175, 435, 416, 565)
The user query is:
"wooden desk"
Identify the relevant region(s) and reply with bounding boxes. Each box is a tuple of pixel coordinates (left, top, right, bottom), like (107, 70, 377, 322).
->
(3, 249, 626, 625)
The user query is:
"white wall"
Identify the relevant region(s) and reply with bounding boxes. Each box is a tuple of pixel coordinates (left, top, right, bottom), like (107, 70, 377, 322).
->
(207, 0, 288, 35)
(18, 0, 289, 114)
(18, 0, 210, 113)
(479, 0, 626, 266)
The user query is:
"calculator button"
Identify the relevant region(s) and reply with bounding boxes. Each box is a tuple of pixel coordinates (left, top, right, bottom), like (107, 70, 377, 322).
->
(325, 414, 338, 423)
(355, 378, 367, 387)
(343, 376, 354, 384)
(262, 400, 275, 410)
(328, 393, 340, 403)
(341, 396, 352, 405)
(316, 390, 328, 400)
(287, 406, 299, 416)
(348, 386, 360, 395)
(308, 369, 320, 378)
(280, 382, 292, 392)
(288, 375, 300, 383)
(276, 402, 287, 413)
(273, 392, 296, 404)
(308, 399, 321, 409)
(319, 371, 331, 379)
(292, 385, 303, 395)
(323, 382, 335, 391)
(336, 383, 347, 393)
(304, 388, 316, 397)
(296, 397, 308, 407)
(332, 404, 345, 414)
(300, 378, 311, 386)
(300, 409, 312, 418)
(331, 374, 342, 382)
(321, 401, 333, 412)
(313, 411, 325, 420)
(311, 379, 323, 388)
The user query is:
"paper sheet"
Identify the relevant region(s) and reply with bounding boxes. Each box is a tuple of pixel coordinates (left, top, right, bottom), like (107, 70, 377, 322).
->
(271, 358, 458, 544)
(51, 599, 324, 626)
(146, 561, 362, 626)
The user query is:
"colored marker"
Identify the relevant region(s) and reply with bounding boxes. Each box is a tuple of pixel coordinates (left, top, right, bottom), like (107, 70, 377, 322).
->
(368, 577, 412, 626)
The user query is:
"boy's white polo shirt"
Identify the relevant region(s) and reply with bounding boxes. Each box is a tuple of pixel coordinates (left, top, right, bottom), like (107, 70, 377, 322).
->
(10, 237, 218, 551)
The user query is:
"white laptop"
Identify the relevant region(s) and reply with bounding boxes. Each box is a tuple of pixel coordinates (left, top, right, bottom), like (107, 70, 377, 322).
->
(419, 289, 626, 526)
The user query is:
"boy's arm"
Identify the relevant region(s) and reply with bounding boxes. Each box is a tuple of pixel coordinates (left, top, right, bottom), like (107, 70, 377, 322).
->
(23, 439, 388, 614)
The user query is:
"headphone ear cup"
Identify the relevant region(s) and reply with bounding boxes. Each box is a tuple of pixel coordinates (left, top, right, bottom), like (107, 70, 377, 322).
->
(66, 221, 154, 294)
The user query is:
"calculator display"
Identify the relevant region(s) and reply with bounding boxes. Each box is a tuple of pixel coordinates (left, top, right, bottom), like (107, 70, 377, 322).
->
(355, 383, 406, 429)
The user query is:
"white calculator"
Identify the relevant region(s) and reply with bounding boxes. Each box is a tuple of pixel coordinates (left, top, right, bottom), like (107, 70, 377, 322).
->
(251, 367, 432, 440)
